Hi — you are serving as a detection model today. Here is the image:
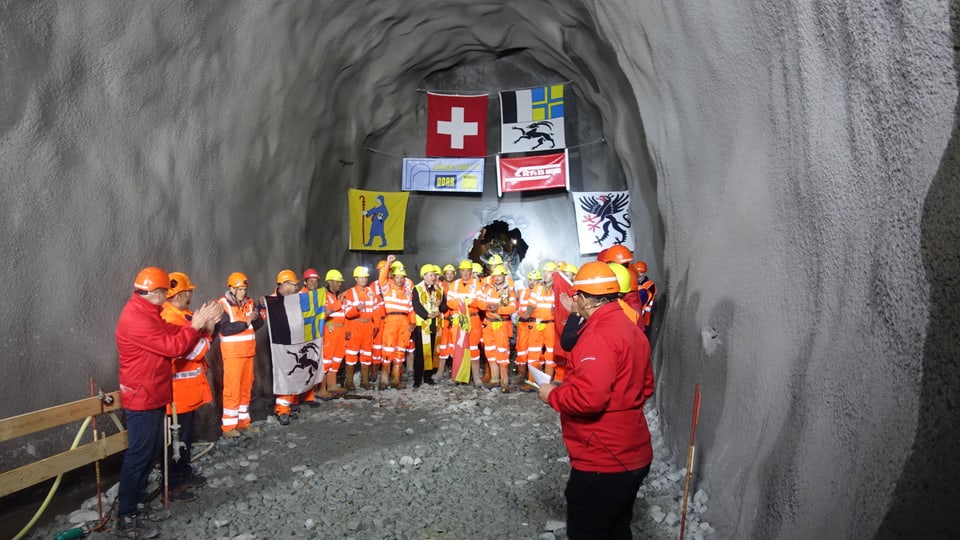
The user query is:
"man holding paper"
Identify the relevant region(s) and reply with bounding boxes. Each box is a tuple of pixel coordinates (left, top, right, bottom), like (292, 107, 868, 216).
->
(537, 262, 654, 539)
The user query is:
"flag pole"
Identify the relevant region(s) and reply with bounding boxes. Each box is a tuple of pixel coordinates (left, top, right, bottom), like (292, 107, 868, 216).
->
(679, 384, 702, 540)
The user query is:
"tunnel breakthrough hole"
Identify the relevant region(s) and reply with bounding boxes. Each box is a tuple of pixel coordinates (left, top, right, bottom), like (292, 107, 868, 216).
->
(467, 220, 528, 275)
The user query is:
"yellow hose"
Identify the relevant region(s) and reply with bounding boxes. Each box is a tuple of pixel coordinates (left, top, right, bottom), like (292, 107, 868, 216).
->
(13, 415, 93, 540)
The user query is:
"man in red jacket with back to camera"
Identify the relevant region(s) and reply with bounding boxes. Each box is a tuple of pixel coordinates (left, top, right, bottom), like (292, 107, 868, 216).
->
(114, 267, 222, 538)
(538, 261, 654, 540)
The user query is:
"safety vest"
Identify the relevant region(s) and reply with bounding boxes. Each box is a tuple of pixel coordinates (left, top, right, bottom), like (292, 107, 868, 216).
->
(447, 278, 480, 315)
(617, 299, 640, 325)
(531, 283, 555, 322)
(480, 282, 518, 321)
(414, 282, 444, 327)
(161, 303, 213, 414)
(517, 286, 536, 320)
(342, 285, 380, 320)
(218, 295, 257, 357)
(639, 279, 657, 326)
(382, 281, 413, 316)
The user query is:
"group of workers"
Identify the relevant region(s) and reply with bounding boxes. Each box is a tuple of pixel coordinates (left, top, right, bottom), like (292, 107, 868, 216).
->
(112, 245, 656, 538)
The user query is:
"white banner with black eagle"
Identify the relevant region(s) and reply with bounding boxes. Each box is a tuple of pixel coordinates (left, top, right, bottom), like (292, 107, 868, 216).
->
(264, 290, 326, 395)
(571, 191, 635, 255)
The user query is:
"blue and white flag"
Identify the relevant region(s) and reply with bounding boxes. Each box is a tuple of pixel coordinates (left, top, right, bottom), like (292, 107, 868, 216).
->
(572, 191, 635, 255)
(500, 85, 566, 153)
(402, 158, 484, 193)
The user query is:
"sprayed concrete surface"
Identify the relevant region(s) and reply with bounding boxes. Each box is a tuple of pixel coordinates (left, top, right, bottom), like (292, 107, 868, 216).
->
(0, 1, 957, 538)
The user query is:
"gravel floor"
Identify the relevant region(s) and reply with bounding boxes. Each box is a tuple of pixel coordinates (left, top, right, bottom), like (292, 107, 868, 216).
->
(27, 381, 714, 539)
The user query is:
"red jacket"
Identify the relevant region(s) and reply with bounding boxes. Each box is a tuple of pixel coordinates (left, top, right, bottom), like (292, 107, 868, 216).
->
(116, 293, 204, 411)
(547, 301, 654, 472)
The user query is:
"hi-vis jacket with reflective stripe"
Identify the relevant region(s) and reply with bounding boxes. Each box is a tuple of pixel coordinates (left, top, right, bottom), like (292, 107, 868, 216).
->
(161, 302, 213, 414)
(217, 292, 261, 357)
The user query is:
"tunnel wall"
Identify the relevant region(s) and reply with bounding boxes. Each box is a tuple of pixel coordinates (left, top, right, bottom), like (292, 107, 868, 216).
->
(589, 0, 958, 537)
(0, 1, 957, 538)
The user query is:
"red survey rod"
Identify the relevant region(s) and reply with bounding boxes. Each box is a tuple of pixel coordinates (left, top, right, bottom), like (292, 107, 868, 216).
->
(679, 384, 702, 540)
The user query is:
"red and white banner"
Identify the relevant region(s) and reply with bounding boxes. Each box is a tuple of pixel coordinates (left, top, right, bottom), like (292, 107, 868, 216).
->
(426, 93, 488, 157)
(496, 150, 569, 197)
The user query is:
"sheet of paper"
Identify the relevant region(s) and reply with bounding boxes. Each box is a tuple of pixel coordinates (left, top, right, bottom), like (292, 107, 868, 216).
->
(528, 364, 551, 386)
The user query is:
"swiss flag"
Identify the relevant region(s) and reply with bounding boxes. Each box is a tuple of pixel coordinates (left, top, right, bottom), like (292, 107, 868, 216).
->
(426, 93, 488, 157)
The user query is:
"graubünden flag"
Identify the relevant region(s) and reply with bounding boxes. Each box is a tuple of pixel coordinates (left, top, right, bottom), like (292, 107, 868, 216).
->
(264, 290, 326, 395)
(426, 92, 488, 157)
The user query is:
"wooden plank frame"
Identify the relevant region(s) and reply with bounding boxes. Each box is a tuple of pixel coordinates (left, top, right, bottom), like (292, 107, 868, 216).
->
(0, 391, 127, 498)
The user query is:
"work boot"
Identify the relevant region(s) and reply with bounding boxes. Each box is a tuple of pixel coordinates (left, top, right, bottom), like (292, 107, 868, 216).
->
(391, 364, 406, 389)
(485, 362, 500, 388)
(167, 488, 197, 503)
(278, 413, 290, 426)
(239, 424, 260, 434)
(471, 362, 484, 388)
(378, 364, 391, 390)
(345, 364, 356, 391)
(116, 513, 159, 539)
(499, 365, 510, 393)
(359, 365, 372, 389)
(515, 364, 528, 385)
(222, 429, 241, 439)
(326, 371, 347, 396)
(435, 357, 447, 381)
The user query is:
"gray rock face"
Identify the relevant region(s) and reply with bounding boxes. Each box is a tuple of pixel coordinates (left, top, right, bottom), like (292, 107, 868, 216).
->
(1, 1, 957, 538)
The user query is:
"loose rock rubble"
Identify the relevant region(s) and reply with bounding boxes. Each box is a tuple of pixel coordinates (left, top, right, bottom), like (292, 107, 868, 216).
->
(28, 383, 712, 539)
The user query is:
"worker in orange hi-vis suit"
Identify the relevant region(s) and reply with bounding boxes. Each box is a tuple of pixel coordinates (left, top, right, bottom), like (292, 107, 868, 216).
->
(446, 259, 485, 387)
(319, 269, 349, 394)
(435, 264, 458, 379)
(379, 254, 415, 389)
(342, 265, 381, 390)
(515, 269, 541, 390)
(217, 271, 264, 437)
(479, 265, 518, 392)
(160, 271, 215, 492)
(528, 261, 558, 379)
(271, 270, 314, 426)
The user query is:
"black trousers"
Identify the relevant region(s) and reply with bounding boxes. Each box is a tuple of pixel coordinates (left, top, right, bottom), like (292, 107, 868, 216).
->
(565, 465, 650, 540)
(411, 324, 437, 385)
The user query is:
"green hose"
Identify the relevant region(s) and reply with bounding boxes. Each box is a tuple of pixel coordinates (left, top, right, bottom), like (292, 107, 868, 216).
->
(14, 416, 92, 540)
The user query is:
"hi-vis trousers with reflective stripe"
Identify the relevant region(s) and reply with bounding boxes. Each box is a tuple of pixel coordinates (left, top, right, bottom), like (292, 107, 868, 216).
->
(221, 354, 254, 431)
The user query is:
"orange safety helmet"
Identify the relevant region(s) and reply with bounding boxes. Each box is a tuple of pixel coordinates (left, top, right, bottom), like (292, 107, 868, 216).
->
(134, 267, 170, 292)
(606, 263, 632, 294)
(598, 245, 633, 265)
(634, 261, 648, 274)
(572, 262, 620, 296)
(303, 268, 320, 280)
(226, 272, 249, 288)
(166, 271, 196, 298)
(276, 269, 298, 284)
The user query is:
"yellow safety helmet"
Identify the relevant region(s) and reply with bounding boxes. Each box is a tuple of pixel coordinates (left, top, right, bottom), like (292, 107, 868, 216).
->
(607, 263, 632, 294)
(471, 263, 483, 274)
(487, 254, 503, 266)
(527, 269, 542, 281)
(392, 266, 407, 277)
(442, 264, 456, 273)
(458, 259, 473, 270)
(563, 263, 579, 274)
(166, 271, 196, 298)
(430, 264, 443, 274)
(226, 271, 249, 288)
(542, 261, 558, 273)
(420, 264, 436, 277)
(353, 266, 370, 278)
(491, 265, 508, 276)
(276, 269, 298, 284)
(325, 269, 344, 282)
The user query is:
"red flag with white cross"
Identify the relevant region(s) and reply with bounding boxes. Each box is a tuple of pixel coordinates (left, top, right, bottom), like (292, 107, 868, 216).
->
(426, 92, 488, 157)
